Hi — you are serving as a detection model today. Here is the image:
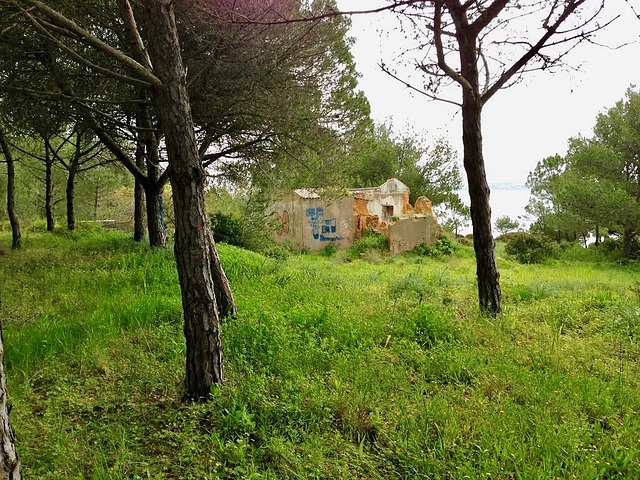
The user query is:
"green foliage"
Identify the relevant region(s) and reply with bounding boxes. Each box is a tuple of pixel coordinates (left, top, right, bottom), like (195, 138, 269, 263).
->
(4, 230, 640, 479)
(210, 212, 244, 247)
(321, 243, 338, 257)
(494, 215, 519, 235)
(346, 229, 389, 260)
(504, 233, 559, 264)
(526, 88, 640, 255)
(414, 236, 455, 257)
(412, 305, 458, 349)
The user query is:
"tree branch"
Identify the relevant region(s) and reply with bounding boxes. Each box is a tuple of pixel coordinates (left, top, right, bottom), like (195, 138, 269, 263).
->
(380, 62, 462, 107)
(481, 0, 598, 104)
(21, 8, 154, 88)
(25, 0, 163, 87)
(435, 0, 474, 94)
(231, 0, 427, 25)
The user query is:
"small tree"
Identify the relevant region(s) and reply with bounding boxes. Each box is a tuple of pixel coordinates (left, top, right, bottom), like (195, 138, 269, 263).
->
(0, 120, 21, 249)
(495, 215, 519, 236)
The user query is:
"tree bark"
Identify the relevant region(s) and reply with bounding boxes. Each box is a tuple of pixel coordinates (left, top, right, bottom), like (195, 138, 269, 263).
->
(44, 145, 55, 231)
(462, 95, 501, 315)
(138, 104, 167, 248)
(144, 184, 166, 247)
(0, 325, 21, 479)
(66, 166, 76, 231)
(0, 123, 21, 249)
(142, 0, 224, 400)
(458, 26, 502, 316)
(209, 242, 237, 320)
(133, 140, 146, 242)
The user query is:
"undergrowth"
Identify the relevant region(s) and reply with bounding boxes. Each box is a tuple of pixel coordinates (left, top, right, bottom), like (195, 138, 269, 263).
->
(1, 230, 639, 479)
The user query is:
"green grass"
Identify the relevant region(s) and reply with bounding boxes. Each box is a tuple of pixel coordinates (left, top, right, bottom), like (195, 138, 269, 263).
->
(1, 230, 640, 479)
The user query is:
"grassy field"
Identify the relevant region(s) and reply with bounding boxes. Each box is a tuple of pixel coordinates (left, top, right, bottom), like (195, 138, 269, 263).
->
(1, 229, 639, 479)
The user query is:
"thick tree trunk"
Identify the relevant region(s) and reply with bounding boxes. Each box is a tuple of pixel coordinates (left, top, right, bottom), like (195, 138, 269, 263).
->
(143, 0, 224, 400)
(45, 147, 55, 231)
(0, 124, 21, 249)
(0, 326, 21, 479)
(622, 226, 633, 259)
(66, 167, 76, 231)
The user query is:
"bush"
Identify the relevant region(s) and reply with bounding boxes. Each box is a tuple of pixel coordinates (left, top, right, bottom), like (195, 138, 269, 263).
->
(504, 233, 559, 264)
(210, 213, 244, 247)
(346, 230, 388, 260)
(598, 236, 640, 260)
(321, 243, 338, 257)
(415, 237, 455, 257)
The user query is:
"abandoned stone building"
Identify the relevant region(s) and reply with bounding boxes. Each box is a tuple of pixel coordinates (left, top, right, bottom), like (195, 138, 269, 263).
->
(269, 178, 441, 253)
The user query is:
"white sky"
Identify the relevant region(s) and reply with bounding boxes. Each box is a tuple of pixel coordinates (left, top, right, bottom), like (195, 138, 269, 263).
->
(335, 0, 640, 186)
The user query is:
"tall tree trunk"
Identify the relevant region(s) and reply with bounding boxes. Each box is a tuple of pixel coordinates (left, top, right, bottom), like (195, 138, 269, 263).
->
(0, 123, 21, 249)
(622, 225, 633, 259)
(594, 224, 600, 246)
(45, 146, 55, 231)
(142, 0, 224, 400)
(462, 95, 501, 315)
(133, 141, 146, 242)
(0, 325, 21, 479)
(66, 167, 76, 231)
(459, 31, 501, 316)
(139, 105, 167, 248)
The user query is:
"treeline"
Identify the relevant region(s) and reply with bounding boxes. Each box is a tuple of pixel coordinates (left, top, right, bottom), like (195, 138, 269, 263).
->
(0, 4, 467, 248)
(525, 88, 640, 259)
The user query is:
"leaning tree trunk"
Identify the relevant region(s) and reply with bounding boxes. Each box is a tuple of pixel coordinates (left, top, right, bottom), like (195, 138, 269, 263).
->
(209, 243, 237, 320)
(0, 123, 20, 249)
(66, 167, 76, 231)
(143, 0, 224, 400)
(0, 325, 21, 479)
(459, 30, 502, 316)
(45, 147, 55, 232)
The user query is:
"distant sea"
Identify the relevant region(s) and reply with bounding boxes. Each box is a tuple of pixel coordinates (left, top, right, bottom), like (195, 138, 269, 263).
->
(456, 183, 531, 236)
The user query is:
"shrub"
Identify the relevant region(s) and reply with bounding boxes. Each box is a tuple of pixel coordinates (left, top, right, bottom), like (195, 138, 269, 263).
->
(210, 213, 244, 247)
(346, 230, 388, 260)
(412, 305, 457, 349)
(456, 236, 473, 246)
(321, 243, 338, 257)
(597, 236, 640, 260)
(415, 237, 455, 257)
(504, 233, 559, 264)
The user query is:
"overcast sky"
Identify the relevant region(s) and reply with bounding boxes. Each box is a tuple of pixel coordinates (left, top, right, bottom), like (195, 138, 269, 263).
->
(335, 0, 640, 187)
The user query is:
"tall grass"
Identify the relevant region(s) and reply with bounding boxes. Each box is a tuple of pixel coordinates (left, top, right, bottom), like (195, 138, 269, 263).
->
(1, 231, 639, 479)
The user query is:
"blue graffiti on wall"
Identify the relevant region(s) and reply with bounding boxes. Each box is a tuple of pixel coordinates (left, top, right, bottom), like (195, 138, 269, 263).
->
(305, 207, 342, 242)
